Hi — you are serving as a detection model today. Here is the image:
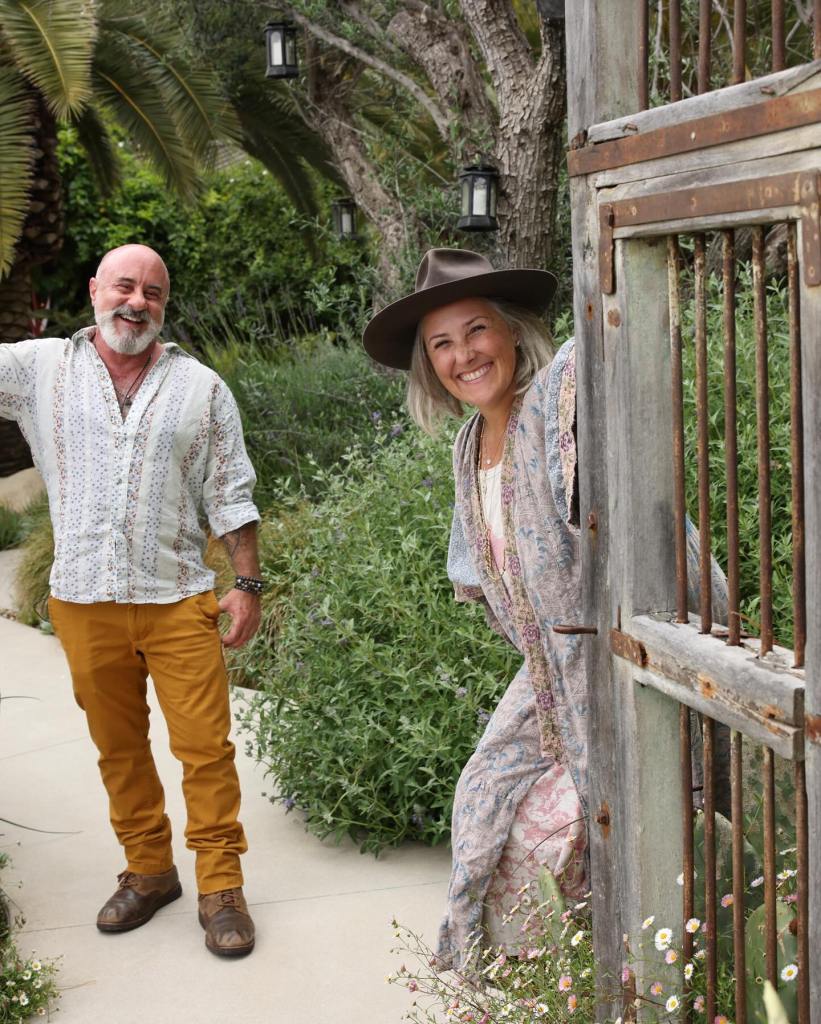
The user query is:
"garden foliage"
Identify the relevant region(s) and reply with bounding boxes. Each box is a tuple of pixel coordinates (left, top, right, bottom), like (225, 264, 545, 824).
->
(236, 428, 519, 852)
(42, 131, 371, 345)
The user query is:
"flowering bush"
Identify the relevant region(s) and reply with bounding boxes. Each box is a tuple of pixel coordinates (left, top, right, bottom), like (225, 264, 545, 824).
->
(390, 846, 801, 1023)
(237, 428, 518, 852)
(0, 857, 59, 1024)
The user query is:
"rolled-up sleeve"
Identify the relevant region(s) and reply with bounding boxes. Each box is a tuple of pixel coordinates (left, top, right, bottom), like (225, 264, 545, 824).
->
(202, 380, 260, 537)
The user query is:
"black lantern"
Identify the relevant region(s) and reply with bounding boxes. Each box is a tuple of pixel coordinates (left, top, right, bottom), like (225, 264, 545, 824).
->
(331, 198, 358, 240)
(264, 21, 299, 79)
(456, 164, 499, 231)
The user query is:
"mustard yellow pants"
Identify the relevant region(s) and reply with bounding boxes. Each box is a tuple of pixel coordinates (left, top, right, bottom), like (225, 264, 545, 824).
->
(48, 591, 247, 894)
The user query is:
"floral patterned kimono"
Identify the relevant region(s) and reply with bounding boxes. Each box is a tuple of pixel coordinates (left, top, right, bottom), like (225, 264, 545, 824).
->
(436, 337, 729, 970)
(436, 338, 588, 970)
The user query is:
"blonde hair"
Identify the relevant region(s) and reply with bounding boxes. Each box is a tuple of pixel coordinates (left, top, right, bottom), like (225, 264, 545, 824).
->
(406, 299, 554, 435)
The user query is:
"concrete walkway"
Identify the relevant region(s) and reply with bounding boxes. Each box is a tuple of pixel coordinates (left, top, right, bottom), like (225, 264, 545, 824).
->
(0, 612, 450, 1023)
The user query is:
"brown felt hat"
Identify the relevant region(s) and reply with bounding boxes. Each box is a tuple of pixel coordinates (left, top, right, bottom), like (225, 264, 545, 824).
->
(362, 248, 558, 370)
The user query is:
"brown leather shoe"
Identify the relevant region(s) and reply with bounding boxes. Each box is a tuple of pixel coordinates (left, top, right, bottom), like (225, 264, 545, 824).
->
(198, 887, 255, 957)
(96, 867, 182, 933)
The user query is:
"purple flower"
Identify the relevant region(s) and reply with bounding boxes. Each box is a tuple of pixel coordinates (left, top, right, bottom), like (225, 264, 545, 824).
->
(390, 423, 404, 438)
(371, 410, 382, 424)
(477, 709, 491, 725)
(502, 484, 514, 505)
(321, 617, 333, 626)
(508, 555, 521, 577)
(523, 622, 540, 645)
(455, 686, 467, 699)
(283, 796, 296, 812)
(537, 691, 555, 711)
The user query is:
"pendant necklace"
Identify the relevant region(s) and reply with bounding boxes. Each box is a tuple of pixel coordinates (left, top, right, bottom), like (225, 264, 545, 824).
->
(113, 352, 152, 413)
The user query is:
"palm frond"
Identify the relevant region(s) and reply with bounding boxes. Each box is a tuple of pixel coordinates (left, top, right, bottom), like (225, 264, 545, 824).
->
(72, 106, 120, 196)
(0, 66, 35, 277)
(91, 40, 199, 200)
(232, 83, 339, 216)
(0, 0, 95, 118)
(96, 5, 240, 165)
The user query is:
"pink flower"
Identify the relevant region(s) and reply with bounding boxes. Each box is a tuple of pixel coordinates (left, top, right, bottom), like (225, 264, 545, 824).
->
(567, 994, 578, 1012)
(694, 995, 705, 1013)
(720, 893, 734, 908)
(558, 974, 573, 992)
(650, 982, 663, 996)
(665, 949, 679, 965)
(408, 980, 418, 992)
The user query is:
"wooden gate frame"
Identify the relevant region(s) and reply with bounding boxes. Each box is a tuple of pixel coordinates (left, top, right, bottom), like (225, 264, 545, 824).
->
(566, 6, 821, 1019)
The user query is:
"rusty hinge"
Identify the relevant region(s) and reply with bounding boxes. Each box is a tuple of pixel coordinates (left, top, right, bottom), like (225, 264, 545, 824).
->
(568, 87, 821, 177)
(598, 170, 821, 294)
(806, 712, 821, 744)
(610, 628, 648, 667)
(599, 203, 614, 294)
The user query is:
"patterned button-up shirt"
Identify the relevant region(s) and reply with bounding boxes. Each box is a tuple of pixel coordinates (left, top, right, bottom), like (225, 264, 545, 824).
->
(0, 329, 259, 604)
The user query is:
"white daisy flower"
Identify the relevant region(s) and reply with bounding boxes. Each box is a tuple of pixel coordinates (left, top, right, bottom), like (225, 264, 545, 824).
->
(642, 915, 655, 930)
(781, 963, 799, 982)
(571, 930, 585, 947)
(654, 927, 673, 951)
(684, 963, 694, 980)
(685, 917, 700, 933)
(750, 875, 764, 888)
(665, 995, 680, 1012)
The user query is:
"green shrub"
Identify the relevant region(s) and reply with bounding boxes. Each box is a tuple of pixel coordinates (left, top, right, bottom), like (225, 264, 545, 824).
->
(206, 338, 407, 509)
(13, 499, 53, 628)
(0, 508, 23, 552)
(236, 429, 519, 853)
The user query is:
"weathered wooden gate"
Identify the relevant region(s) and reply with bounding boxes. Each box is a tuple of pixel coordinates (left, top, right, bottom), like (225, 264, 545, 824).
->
(566, 4, 820, 1020)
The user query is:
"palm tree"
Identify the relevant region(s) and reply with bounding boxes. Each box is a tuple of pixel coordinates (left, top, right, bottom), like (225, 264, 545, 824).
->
(0, 0, 330, 476)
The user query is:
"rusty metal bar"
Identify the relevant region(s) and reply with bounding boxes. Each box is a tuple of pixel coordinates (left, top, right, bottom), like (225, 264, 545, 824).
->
(668, 236, 689, 623)
(694, 234, 712, 633)
(733, 0, 747, 83)
(795, 759, 809, 1023)
(638, 0, 649, 110)
(772, 0, 786, 72)
(698, 0, 712, 94)
(763, 746, 778, 985)
(788, 223, 806, 668)
(670, 0, 682, 102)
(723, 231, 741, 646)
(753, 227, 774, 654)
(816, 0, 821, 59)
(703, 716, 718, 1021)
(731, 731, 746, 1024)
(680, 705, 695, 967)
(567, 88, 821, 177)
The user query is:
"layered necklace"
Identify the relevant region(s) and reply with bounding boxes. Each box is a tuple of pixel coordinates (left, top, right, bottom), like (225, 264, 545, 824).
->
(110, 351, 152, 415)
(477, 417, 506, 582)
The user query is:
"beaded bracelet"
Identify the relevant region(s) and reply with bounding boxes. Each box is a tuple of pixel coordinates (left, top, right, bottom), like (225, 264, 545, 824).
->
(234, 575, 265, 595)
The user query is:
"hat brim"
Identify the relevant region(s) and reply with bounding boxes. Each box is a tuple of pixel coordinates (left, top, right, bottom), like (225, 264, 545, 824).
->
(362, 268, 558, 371)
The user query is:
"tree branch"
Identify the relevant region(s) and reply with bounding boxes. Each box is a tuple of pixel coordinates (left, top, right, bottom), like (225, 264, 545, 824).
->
(386, 0, 494, 145)
(458, 0, 533, 108)
(286, 8, 453, 141)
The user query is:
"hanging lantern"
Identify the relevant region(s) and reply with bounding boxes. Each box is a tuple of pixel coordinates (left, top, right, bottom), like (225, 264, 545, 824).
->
(264, 22, 299, 79)
(456, 164, 499, 232)
(331, 198, 358, 240)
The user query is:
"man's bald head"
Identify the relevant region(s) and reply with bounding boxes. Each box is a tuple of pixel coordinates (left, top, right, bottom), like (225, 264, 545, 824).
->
(90, 244, 170, 356)
(95, 244, 170, 296)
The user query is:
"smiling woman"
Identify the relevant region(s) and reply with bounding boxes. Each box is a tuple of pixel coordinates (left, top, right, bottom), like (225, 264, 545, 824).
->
(362, 249, 591, 973)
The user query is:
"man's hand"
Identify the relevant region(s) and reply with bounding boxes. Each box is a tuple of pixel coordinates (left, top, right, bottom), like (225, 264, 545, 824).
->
(218, 588, 261, 648)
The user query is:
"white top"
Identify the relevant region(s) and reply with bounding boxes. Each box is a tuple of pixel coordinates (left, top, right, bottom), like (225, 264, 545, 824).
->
(0, 330, 259, 604)
(479, 462, 509, 583)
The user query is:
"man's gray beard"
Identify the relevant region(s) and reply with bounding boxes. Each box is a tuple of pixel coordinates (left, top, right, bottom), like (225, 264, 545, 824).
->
(94, 306, 163, 355)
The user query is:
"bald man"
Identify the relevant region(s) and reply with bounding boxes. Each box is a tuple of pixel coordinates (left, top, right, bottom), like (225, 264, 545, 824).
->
(0, 244, 261, 957)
